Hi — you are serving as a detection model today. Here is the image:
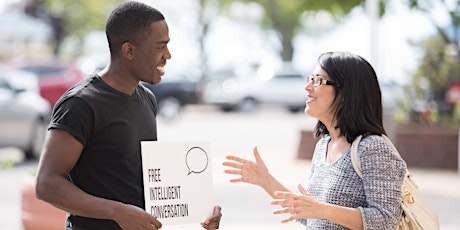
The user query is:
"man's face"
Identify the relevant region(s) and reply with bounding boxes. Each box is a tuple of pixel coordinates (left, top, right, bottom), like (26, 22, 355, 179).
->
(134, 20, 171, 85)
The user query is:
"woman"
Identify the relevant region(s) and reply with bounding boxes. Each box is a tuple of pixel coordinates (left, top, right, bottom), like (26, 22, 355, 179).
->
(223, 51, 406, 229)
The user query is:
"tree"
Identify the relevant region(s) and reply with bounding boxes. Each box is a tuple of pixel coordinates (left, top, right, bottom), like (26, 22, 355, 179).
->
(407, 0, 460, 58)
(26, 0, 121, 57)
(216, 0, 373, 62)
(405, 0, 460, 116)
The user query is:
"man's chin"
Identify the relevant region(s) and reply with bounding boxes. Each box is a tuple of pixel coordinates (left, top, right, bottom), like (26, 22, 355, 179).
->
(145, 76, 162, 85)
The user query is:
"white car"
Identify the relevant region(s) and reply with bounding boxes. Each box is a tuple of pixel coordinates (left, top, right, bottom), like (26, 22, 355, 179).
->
(203, 68, 307, 113)
(0, 66, 51, 159)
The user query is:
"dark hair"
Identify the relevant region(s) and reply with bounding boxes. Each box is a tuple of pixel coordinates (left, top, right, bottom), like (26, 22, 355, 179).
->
(105, 1, 165, 58)
(313, 51, 385, 143)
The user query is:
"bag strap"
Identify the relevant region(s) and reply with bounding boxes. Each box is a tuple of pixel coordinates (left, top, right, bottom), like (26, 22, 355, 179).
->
(350, 134, 404, 179)
(351, 135, 363, 178)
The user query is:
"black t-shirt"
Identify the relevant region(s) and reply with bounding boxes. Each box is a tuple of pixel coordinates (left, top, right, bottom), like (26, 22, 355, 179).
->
(49, 75, 158, 229)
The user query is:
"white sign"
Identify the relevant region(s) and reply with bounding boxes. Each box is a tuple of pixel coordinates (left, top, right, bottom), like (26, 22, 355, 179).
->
(141, 141, 214, 225)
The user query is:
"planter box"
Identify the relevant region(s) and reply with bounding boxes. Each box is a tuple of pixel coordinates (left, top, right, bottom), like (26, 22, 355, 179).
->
(21, 175, 67, 230)
(394, 124, 458, 170)
(297, 130, 318, 160)
(297, 124, 459, 170)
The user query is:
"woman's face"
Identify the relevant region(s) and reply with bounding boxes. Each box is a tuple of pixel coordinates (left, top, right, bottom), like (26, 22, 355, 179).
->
(304, 65, 336, 123)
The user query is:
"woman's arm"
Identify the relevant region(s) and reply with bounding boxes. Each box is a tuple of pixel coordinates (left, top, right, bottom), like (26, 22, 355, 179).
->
(271, 184, 364, 230)
(223, 146, 290, 197)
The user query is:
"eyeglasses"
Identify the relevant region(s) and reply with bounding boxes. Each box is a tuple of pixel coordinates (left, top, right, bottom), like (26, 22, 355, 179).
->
(307, 74, 335, 87)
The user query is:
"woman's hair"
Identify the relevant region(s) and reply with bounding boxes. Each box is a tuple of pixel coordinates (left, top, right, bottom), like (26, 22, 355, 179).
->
(105, 1, 165, 58)
(313, 51, 385, 143)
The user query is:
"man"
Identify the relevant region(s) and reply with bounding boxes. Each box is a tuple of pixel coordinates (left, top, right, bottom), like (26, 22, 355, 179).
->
(35, 1, 221, 229)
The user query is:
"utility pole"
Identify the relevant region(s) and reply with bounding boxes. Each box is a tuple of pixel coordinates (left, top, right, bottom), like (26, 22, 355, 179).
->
(366, 0, 379, 71)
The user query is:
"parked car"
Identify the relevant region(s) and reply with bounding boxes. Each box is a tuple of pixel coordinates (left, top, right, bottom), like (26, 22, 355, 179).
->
(19, 62, 85, 108)
(0, 68, 50, 159)
(0, 63, 40, 93)
(141, 74, 203, 120)
(202, 67, 307, 112)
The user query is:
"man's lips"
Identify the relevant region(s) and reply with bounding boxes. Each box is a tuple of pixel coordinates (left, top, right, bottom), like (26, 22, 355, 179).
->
(157, 65, 165, 74)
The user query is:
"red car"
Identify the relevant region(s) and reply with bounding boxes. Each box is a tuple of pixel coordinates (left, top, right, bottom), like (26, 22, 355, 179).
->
(19, 62, 85, 108)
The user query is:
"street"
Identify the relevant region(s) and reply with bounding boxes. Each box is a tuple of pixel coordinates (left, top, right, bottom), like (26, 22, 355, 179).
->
(1, 105, 460, 230)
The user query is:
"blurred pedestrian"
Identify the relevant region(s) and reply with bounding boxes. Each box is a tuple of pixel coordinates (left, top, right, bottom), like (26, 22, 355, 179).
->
(223, 51, 406, 229)
(35, 1, 221, 229)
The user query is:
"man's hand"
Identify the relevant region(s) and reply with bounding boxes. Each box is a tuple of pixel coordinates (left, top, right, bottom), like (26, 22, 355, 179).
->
(113, 203, 162, 230)
(200, 205, 222, 229)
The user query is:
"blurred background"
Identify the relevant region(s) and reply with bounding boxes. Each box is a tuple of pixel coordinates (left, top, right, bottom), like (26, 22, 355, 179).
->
(1, 0, 460, 229)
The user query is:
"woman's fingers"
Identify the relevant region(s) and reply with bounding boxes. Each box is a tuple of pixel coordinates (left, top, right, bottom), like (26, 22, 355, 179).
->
(252, 146, 265, 164)
(272, 206, 292, 215)
(223, 169, 241, 175)
(298, 184, 309, 195)
(222, 161, 242, 170)
(271, 191, 299, 209)
(225, 155, 248, 164)
(272, 205, 297, 223)
(273, 190, 298, 199)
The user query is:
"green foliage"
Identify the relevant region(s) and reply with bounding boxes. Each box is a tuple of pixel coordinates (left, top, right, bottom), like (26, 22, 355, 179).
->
(399, 0, 460, 125)
(218, 0, 368, 61)
(411, 35, 460, 101)
(43, 0, 121, 39)
(0, 158, 14, 170)
(454, 100, 460, 124)
(298, 0, 365, 16)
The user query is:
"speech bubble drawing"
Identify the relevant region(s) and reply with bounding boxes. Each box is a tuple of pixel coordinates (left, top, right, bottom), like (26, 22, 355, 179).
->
(185, 147, 208, 176)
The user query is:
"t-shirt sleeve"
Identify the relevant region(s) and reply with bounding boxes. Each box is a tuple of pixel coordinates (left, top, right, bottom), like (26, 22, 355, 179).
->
(49, 97, 93, 146)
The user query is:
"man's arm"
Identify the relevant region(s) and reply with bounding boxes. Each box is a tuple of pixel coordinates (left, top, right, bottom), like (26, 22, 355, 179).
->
(35, 129, 162, 230)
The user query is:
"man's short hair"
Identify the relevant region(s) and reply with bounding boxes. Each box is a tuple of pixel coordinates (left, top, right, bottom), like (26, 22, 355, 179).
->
(105, 1, 165, 57)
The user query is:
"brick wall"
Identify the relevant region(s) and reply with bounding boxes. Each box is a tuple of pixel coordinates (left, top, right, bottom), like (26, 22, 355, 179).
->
(297, 130, 318, 160)
(394, 124, 458, 170)
(297, 125, 459, 170)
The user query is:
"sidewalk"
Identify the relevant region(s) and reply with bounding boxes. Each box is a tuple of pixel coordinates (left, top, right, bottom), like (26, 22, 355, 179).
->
(409, 168, 460, 199)
(212, 155, 460, 230)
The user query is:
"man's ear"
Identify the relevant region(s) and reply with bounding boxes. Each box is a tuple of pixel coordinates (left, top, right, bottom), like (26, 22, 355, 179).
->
(121, 42, 135, 60)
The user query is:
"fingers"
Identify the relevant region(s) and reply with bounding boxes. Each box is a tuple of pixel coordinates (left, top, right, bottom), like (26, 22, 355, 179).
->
(272, 206, 297, 224)
(271, 199, 291, 208)
(222, 156, 246, 176)
(271, 192, 298, 224)
(271, 191, 298, 209)
(211, 205, 222, 219)
(223, 147, 263, 169)
(222, 161, 242, 170)
(297, 183, 309, 195)
(200, 206, 222, 229)
(272, 206, 292, 215)
(273, 190, 298, 200)
(152, 219, 162, 229)
(280, 215, 297, 223)
(222, 167, 243, 183)
(252, 146, 264, 164)
(224, 155, 247, 164)
(223, 157, 244, 182)
(214, 205, 222, 215)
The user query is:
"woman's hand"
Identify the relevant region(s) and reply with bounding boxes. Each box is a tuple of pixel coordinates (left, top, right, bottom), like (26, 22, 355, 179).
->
(270, 184, 325, 223)
(200, 205, 222, 229)
(222, 146, 270, 187)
